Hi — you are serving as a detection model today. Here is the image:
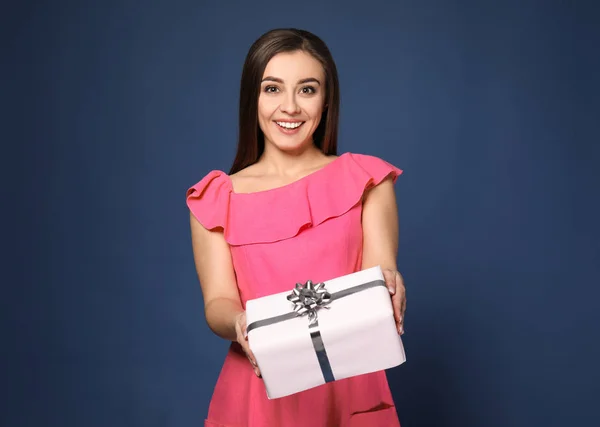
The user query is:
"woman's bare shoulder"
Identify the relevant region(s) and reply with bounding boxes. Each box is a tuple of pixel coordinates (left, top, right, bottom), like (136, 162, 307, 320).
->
(229, 163, 265, 193)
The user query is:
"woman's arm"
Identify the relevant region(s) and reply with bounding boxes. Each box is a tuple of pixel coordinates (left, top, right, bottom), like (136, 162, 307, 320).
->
(190, 212, 261, 375)
(189, 212, 244, 342)
(361, 177, 406, 335)
(361, 178, 399, 271)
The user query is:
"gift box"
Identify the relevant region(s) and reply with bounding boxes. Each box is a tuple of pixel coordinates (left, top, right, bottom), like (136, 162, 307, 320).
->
(246, 266, 406, 399)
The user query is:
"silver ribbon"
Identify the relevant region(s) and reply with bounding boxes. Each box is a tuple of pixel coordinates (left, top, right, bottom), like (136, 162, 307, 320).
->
(286, 280, 332, 326)
(246, 279, 385, 333)
(286, 280, 334, 382)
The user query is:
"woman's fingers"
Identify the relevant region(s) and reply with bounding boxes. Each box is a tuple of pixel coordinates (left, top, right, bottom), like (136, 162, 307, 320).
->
(235, 312, 261, 376)
(241, 339, 261, 376)
(383, 269, 396, 295)
(383, 269, 406, 335)
(394, 271, 406, 335)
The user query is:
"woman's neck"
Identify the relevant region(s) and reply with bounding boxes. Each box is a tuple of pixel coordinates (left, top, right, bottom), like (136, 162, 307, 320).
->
(259, 144, 329, 178)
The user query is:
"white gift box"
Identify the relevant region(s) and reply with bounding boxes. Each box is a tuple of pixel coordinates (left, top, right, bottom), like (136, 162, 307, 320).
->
(246, 266, 406, 399)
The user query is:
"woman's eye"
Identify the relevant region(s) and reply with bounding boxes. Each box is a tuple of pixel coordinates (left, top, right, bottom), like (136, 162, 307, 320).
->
(264, 86, 279, 93)
(301, 86, 316, 94)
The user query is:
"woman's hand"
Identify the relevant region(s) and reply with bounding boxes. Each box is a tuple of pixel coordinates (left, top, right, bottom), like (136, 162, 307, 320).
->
(382, 269, 406, 335)
(234, 311, 261, 377)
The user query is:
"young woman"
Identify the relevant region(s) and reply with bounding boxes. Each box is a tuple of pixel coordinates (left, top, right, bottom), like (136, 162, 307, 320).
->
(187, 28, 406, 427)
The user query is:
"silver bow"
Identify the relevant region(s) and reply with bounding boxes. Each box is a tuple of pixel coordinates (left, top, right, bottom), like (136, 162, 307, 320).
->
(287, 280, 332, 325)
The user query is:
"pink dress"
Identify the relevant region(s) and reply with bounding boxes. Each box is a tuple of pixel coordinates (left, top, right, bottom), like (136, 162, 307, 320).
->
(186, 152, 403, 427)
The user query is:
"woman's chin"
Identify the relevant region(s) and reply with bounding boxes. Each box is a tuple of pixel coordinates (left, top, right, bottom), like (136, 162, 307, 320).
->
(266, 135, 313, 154)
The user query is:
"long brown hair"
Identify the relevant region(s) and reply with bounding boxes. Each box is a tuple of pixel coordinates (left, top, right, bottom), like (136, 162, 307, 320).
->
(229, 28, 340, 175)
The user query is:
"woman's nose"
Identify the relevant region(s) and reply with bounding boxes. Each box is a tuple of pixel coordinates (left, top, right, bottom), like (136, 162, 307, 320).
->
(280, 92, 301, 115)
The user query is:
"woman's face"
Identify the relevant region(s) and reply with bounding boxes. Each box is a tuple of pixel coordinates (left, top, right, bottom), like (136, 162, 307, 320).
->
(258, 50, 326, 154)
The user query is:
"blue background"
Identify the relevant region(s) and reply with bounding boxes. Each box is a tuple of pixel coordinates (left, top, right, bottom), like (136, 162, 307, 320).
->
(3, 0, 599, 426)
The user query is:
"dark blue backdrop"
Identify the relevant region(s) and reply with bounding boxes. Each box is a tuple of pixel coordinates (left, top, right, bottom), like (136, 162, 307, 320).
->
(4, 0, 599, 426)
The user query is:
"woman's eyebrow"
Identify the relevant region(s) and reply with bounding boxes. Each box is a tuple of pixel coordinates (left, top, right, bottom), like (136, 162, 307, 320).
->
(261, 76, 321, 85)
(298, 77, 321, 85)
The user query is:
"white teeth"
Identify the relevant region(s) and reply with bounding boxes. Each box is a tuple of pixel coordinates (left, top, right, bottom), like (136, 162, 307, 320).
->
(276, 121, 303, 129)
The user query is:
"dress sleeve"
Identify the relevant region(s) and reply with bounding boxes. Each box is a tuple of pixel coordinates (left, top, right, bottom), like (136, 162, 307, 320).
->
(346, 153, 403, 190)
(305, 152, 403, 228)
(185, 170, 232, 231)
